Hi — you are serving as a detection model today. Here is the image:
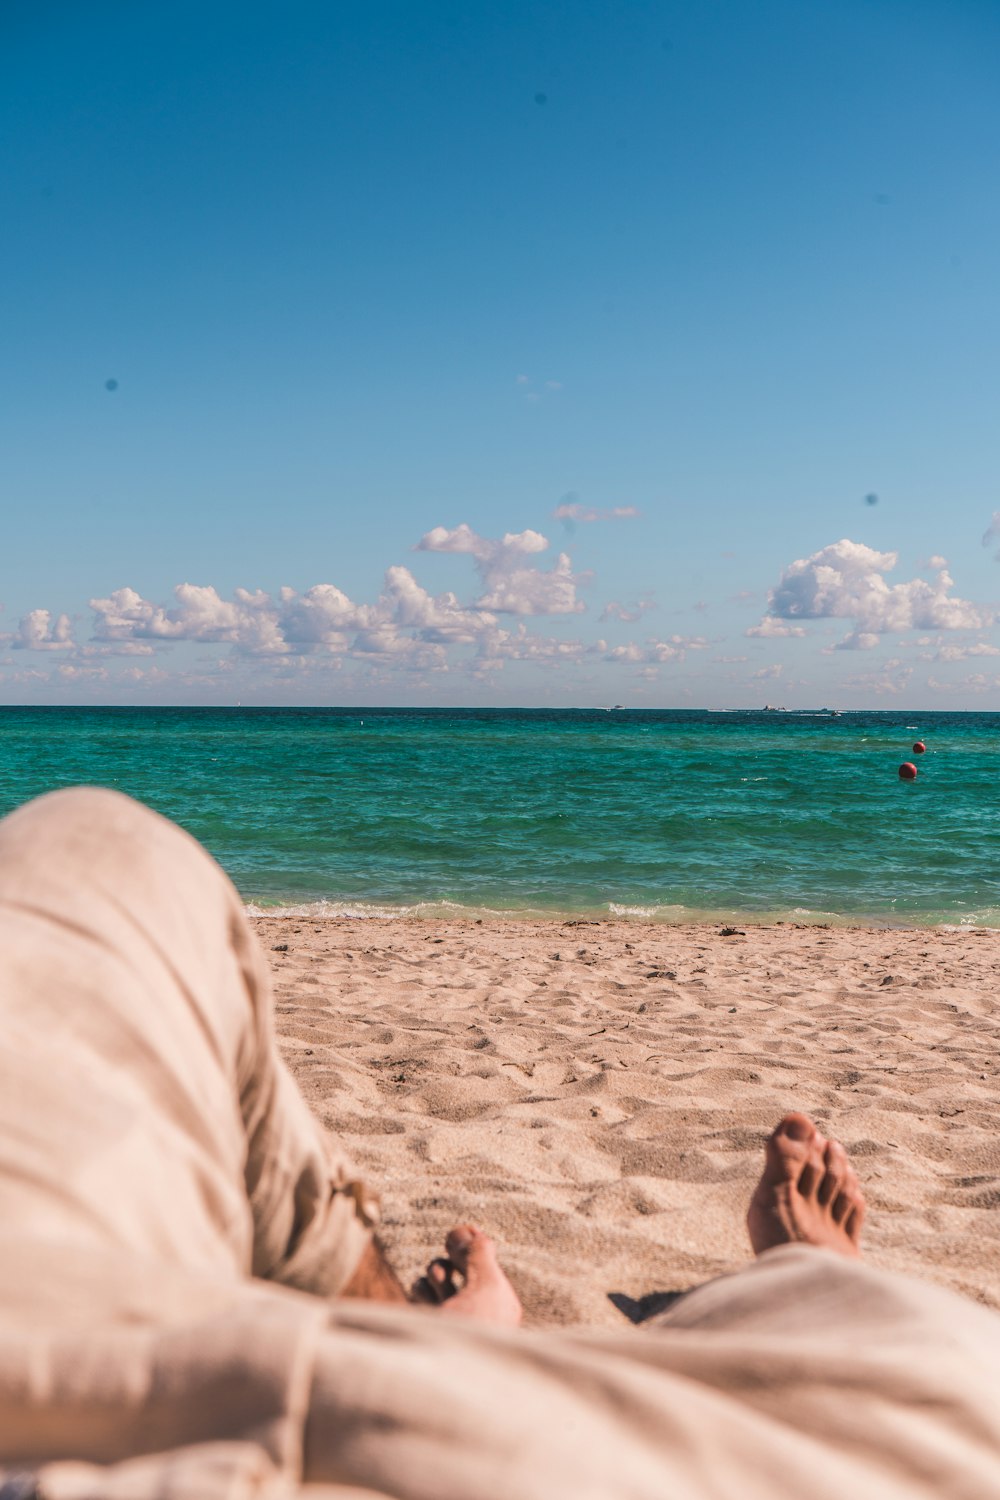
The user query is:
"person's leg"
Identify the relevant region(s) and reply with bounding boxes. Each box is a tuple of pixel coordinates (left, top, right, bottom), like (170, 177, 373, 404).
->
(0, 786, 375, 1300)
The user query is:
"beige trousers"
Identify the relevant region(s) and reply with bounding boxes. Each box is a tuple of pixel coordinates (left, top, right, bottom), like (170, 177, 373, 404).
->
(1, 789, 999, 1500)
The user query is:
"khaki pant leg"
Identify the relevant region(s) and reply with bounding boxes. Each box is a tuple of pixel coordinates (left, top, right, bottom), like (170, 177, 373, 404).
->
(302, 1256, 1000, 1500)
(0, 786, 372, 1298)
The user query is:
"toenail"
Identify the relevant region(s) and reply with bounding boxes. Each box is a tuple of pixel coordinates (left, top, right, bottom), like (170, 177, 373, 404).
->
(782, 1117, 812, 1141)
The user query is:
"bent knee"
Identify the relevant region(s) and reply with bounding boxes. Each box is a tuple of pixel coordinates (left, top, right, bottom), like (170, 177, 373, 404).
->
(0, 785, 207, 878)
(0, 784, 240, 929)
(3, 784, 157, 836)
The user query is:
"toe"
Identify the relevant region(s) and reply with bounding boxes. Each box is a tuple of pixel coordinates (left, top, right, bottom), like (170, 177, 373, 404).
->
(433, 1227, 523, 1327)
(444, 1224, 490, 1273)
(833, 1166, 862, 1224)
(818, 1140, 848, 1206)
(410, 1273, 443, 1305)
(833, 1189, 853, 1223)
(417, 1258, 458, 1303)
(764, 1113, 826, 1196)
(845, 1196, 867, 1240)
(776, 1112, 817, 1147)
(765, 1114, 816, 1171)
(750, 1113, 866, 1259)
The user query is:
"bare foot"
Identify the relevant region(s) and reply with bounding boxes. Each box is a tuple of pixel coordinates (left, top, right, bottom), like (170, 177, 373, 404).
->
(747, 1112, 866, 1258)
(412, 1225, 523, 1326)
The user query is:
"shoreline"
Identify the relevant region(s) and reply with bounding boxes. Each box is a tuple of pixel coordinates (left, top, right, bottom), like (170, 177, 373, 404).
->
(260, 915, 1000, 1327)
(246, 904, 1000, 931)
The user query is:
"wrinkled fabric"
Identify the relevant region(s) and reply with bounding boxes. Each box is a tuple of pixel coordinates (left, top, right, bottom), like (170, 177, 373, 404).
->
(1, 788, 999, 1500)
(0, 788, 370, 1496)
(301, 1251, 1000, 1500)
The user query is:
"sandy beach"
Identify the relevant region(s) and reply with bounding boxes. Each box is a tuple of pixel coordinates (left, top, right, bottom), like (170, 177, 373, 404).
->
(256, 917, 1000, 1328)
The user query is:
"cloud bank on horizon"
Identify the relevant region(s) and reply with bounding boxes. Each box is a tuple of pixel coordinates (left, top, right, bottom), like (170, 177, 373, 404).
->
(2, 516, 1000, 704)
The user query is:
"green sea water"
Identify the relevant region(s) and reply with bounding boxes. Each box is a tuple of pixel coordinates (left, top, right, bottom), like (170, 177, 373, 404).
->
(0, 707, 997, 926)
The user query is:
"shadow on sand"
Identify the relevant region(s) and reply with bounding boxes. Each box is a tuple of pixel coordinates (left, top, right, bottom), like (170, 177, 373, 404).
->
(608, 1289, 688, 1325)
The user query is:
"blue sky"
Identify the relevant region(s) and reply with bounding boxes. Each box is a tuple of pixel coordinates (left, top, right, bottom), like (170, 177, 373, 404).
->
(3, 0, 999, 706)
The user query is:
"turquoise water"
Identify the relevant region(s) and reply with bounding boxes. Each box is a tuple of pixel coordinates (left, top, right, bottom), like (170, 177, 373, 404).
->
(0, 707, 997, 926)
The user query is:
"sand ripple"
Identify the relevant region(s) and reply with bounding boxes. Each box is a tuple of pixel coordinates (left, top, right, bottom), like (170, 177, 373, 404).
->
(256, 917, 1000, 1328)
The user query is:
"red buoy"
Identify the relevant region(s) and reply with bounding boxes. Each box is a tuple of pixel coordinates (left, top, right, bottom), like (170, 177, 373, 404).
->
(912, 741, 926, 754)
(899, 762, 918, 781)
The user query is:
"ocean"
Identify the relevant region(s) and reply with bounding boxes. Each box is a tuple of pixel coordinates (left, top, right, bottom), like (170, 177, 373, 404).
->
(0, 707, 997, 927)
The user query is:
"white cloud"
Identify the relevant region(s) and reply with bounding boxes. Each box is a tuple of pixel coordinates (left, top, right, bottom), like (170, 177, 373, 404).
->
(602, 634, 707, 665)
(91, 581, 398, 659)
(382, 566, 495, 643)
(955, 673, 998, 693)
(118, 665, 172, 686)
(756, 538, 991, 648)
(751, 664, 784, 681)
(649, 635, 707, 662)
(918, 642, 1000, 662)
(477, 625, 590, 664)
(417, 523, 586, 615)
(477, 551, 583, 615)
(277, 583, 380, 651)
(56, 663, 108, 682)
(844, 657, 913, 696)
(42, 561, 707, 685)
(470, 626, 706, 673)
(553, 503, 641, 523)
(603, 641, 644, 663)
(85, 563, 577, 667)
(350, 624, 447, 667)
(831, 632, 880, 651)
(417, 523, 547, 561)
(81, 641, 156, 658)
(12, 609, 75, 651)
(745, 617, 806, 639)
(90, 584, 291, 655)
(600, 598, 655, 624)
(923, 673, 1000, 695)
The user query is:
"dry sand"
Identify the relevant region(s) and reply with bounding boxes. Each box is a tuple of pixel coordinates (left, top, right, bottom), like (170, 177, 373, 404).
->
(255, 917, 1000, 1329)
